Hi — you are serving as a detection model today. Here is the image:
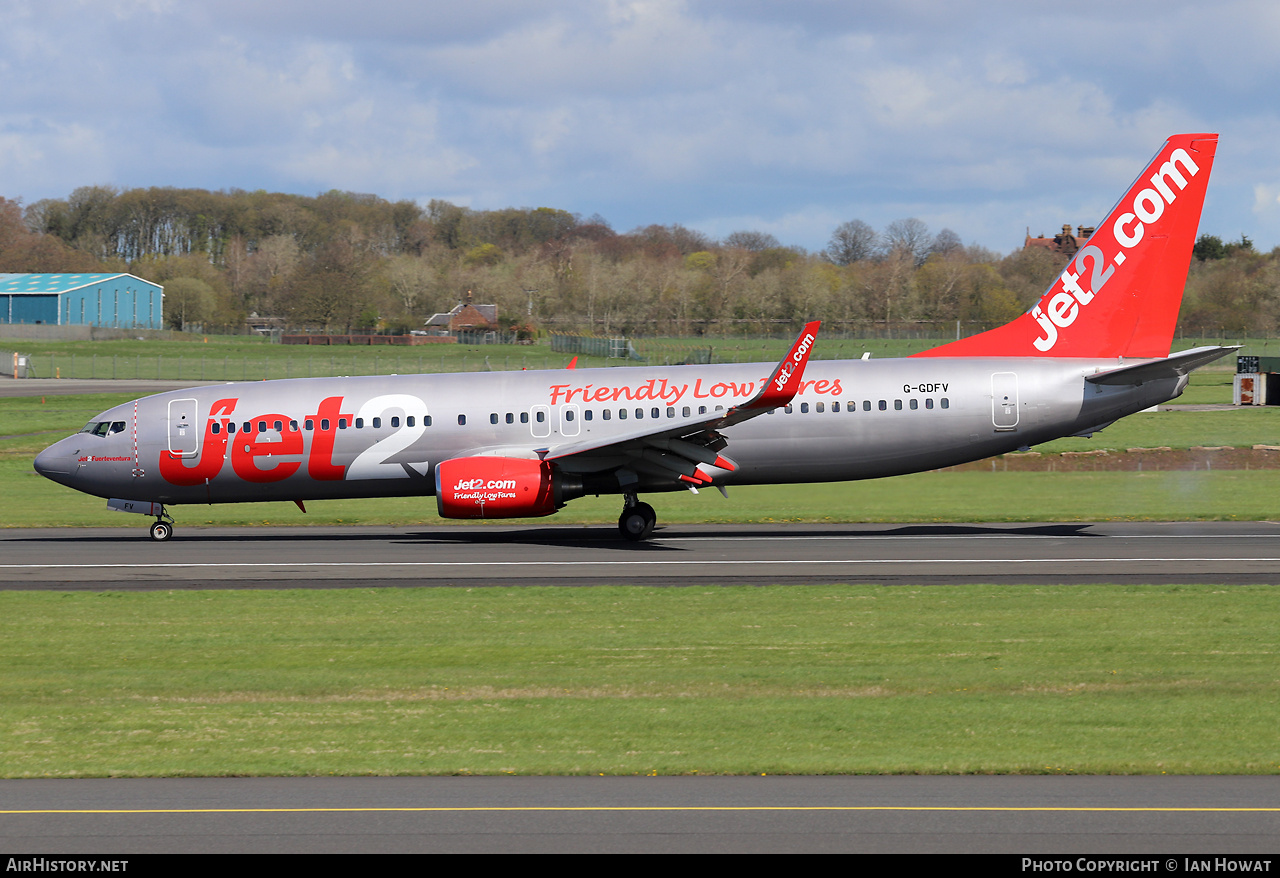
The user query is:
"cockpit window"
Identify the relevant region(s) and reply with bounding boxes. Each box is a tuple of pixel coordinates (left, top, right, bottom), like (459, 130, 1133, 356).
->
(79, 421, 126, 437)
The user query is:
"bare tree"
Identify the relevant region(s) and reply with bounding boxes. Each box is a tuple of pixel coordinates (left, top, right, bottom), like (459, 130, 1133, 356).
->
(882, 218, 932, 266)
(723, 230, 780, 251)
(930, 228, 963, 256)
(825, 219, 878, 265)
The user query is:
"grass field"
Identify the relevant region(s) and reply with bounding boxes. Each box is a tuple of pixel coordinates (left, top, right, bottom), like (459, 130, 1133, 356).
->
(4, 356, 1279, 779)
(3, 332, 1267, 380)
(10, 464, 1280, 529)
(3, 584, 1277, 777)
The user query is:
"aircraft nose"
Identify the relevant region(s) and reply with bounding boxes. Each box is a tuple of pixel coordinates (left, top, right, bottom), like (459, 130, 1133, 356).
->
(34, 441, 72, 478)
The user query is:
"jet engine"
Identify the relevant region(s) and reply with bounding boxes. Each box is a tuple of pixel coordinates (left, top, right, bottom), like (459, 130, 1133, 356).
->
(435, 456, 583, 519)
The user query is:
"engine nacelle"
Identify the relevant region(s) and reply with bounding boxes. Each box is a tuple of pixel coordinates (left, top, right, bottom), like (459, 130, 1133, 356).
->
(435, 456, 580, 519)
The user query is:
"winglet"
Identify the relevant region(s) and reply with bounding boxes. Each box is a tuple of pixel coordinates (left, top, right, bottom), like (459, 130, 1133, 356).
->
(567, 356, 578, 370)
(748, 321, 821, 410)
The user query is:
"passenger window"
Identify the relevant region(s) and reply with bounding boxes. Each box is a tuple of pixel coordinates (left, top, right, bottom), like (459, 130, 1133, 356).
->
(619, 409, 627, 420)
(406, 416, 415, 427)
(212, 423, 221, 435)
(683, 406, 690, 417)
(289, 420, 298, 431)
(800, 403, 809, 413)
(584, 410, 593, 421)
(667, 407, 675, 418)
(458, 415, 466, 425)
(862, 400, 871, 411)
(565, 410, 575, 422)
(258, 421, 267, 432)
(355, 418, 364, 429)
(505, 413, 514, 424)
(635, 408, 644, 419)
(816, 402, 825, 413)
(651, 407, 660, 419)
(521, 412, 529, 424)
(698, 406, 707, 415)
(833, 402, 840, 412)
(339, 418, 348, 429)
(242, 421, 251, 433)
(909, 399, 918, 410)
(878, 401, 886, 411)
(425, 415, 432, 426)
(603, 409, 611, 420)
(304, 419, 313, 431)
(536, 411, 545, 423)
(894, 400, 902, 411)
(391, 416, 400, 428)
(228, 422, 236, 434)
(925, 399, 934, 410)
(372, 417, 381, 428)
(321, 419, 330, 431)
(941, 398, 950, 409)
(490, 413, 499, 425)
(784, 404, 793, 414)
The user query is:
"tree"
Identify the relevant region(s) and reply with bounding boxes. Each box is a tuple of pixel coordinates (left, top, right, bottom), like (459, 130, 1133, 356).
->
(825, 219, 877, 265)
(383, 254, 435, 319)
(930, 228, 963, 256)
(164, 277, 217, 330)
(287, 238, 373, 332)
(882, 218, 932, 266)
(1225, 234, 1255, 257)
(723, 230, 781, 252)
(1193, 234, 1226, 261)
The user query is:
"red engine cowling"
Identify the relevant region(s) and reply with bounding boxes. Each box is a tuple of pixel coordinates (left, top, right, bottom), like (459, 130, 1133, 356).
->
(435, 456, 562, 519)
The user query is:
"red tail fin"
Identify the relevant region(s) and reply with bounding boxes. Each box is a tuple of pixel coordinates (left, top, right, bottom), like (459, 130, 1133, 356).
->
(915, 133, 1218, 359)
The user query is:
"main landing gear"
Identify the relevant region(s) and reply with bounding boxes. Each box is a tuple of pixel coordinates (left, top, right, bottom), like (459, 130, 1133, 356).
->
(618, 494, 656, 542)
(149, 507, 176, 542)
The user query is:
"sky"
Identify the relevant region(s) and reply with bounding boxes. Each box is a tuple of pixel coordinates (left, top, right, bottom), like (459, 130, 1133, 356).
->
(2, 0, 1278, 255)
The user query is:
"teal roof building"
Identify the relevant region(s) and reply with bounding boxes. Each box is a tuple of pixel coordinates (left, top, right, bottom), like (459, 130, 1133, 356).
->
(0, 273, 163, 328)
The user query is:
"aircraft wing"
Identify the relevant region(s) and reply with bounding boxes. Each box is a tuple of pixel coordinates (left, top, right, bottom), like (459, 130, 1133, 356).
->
(539, 321, 821, 486)
(1085, 345, 1238, 386)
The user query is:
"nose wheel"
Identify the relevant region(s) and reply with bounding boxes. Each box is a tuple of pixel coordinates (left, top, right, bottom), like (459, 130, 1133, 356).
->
(148, 508, 176, 542)
(618, 498, 656, 541)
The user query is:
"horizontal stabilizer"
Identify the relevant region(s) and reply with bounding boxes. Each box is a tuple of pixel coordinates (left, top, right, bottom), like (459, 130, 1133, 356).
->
(1085, 346, 1238, 386)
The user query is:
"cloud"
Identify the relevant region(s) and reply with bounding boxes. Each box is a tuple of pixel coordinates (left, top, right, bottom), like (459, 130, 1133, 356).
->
(0, 1, 1276, 253)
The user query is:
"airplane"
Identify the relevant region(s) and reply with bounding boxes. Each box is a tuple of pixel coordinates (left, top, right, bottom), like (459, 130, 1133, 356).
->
(35, 133, 1232, 542)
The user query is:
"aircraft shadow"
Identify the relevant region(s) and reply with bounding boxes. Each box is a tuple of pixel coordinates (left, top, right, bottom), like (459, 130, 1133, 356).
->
(11, 521, 1100, 552)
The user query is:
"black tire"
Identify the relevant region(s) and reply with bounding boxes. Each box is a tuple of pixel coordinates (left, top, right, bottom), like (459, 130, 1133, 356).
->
(149, 521, 173, 542)
(618, 502, 656, 541)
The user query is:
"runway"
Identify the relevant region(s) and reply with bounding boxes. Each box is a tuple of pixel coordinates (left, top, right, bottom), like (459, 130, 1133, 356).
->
(4, 776, 1280, 854)
(5, 522, 1278, 853)
(4, 521, 1280, 589)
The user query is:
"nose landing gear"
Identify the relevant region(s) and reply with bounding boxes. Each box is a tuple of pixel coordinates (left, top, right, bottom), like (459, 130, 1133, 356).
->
(618, 495, 656, 541)
(148, 507, 176, 542)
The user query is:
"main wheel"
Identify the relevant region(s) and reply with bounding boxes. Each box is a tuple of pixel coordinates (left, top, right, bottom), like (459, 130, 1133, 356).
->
(149, 521, 173, 542)
(618, 502, 656, 541)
